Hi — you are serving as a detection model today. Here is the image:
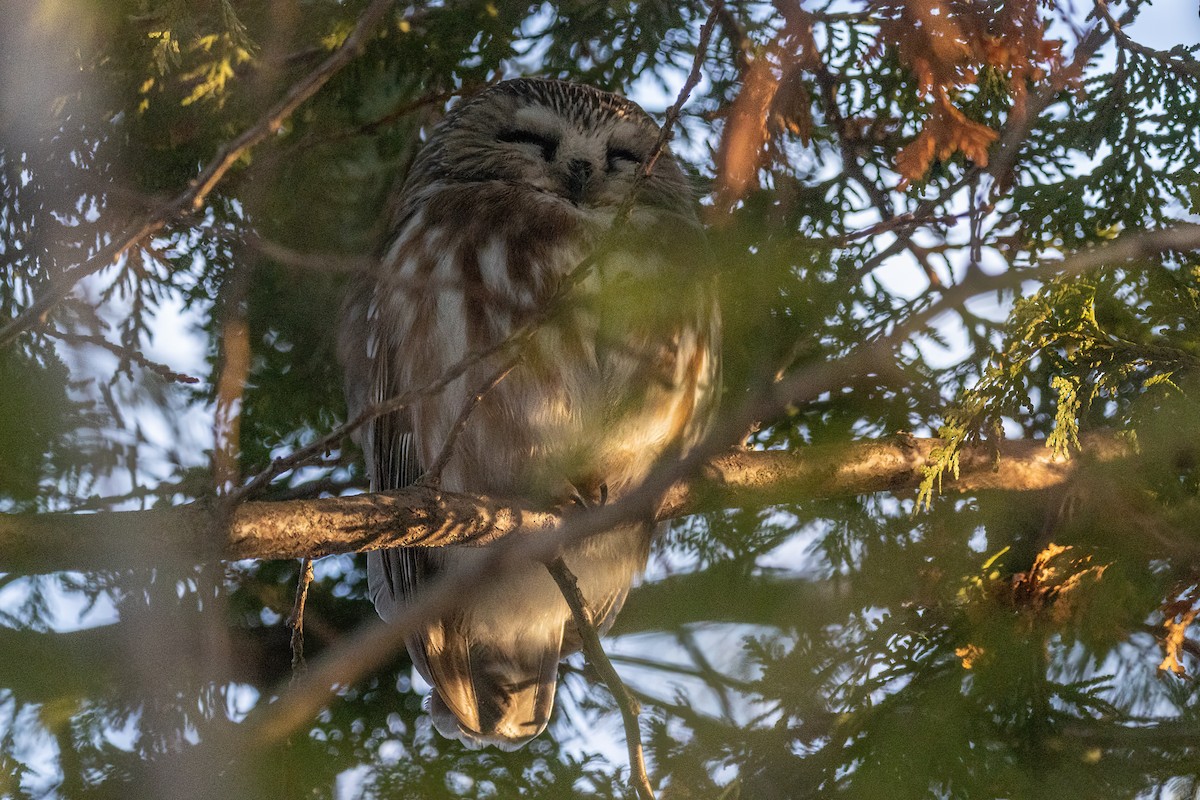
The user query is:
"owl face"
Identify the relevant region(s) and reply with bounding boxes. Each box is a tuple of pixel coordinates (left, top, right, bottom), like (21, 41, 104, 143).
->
(410, 79, 693, 219)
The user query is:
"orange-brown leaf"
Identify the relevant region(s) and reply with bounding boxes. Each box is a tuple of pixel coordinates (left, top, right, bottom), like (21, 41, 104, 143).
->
(713, 54, 779, 214)
(1159, 600, 1199, 676)
(895, 93, 998, 187)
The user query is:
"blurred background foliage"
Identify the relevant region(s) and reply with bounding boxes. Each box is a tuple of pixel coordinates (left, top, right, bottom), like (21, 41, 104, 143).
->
(2, 0, 1200, 798)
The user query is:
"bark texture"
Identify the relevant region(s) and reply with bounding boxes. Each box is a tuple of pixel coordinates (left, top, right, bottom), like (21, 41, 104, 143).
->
(0, 436, 1130, 573)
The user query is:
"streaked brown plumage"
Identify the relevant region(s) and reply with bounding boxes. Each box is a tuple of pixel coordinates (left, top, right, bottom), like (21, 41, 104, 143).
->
(339, 78, 719, 749)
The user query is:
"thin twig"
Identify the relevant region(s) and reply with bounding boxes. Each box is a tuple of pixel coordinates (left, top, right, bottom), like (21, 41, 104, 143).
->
(42, 329, 200, 385)
(850, 171, 976, 281)
(614, 0, 723, 229)
(546, 557, 655, 800)
(1094, 0, 1200, 81)
(641, 0, 723, 178)
(419, 357, 518, 487)
(286, 558, 315, 677)
(0, 0, 397, 350)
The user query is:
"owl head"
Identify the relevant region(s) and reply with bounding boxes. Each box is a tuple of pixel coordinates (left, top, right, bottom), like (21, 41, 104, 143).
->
(404, 78, 694, 220)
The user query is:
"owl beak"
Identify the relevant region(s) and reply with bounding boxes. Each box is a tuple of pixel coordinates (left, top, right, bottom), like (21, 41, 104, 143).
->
(564, 159, 593, 205)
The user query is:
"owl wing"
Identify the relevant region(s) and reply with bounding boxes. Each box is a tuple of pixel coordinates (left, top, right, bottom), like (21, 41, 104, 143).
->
(364, 364, 441, 624)
(340, 275, 442, 652)
(367, 389, 562, 749)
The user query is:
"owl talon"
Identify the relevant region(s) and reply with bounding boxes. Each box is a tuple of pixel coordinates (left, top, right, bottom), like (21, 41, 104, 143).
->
(565, 480, 608, 509)
(568, 487, 590, 509)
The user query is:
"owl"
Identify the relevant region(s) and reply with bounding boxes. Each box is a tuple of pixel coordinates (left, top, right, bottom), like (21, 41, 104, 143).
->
(339, 78, 719, 749)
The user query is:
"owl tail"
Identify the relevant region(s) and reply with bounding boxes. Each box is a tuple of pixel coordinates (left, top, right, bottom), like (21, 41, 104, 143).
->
(417, 628, 563, 751)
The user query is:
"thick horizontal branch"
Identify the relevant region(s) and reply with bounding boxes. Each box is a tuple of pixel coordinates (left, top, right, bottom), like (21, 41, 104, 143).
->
(0, 436, 1128, 574)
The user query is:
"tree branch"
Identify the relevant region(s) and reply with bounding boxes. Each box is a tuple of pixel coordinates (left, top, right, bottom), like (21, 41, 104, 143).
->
(0, 436, 1132, 574)
(7, 220, 1193, 573)
(547, 557, 655, 800)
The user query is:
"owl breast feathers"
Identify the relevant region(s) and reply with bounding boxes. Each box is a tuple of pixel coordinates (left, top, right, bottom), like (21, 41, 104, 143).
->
(338, 78, 720, 749)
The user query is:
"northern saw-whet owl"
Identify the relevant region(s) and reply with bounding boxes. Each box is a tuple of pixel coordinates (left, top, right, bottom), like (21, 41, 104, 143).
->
(339, 78, 720, 749)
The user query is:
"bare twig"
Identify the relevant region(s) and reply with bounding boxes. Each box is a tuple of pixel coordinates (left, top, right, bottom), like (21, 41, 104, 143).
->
(611, 0, 722, 231)
(641, 1, 723, 179)
(43, 329, 200, 385)
(546, 557, 655, 800)
(287, 558, 316, 677)
(851, 171, 976, 281)
(0, 0, 397, 349)
(419, 357, 518, 487)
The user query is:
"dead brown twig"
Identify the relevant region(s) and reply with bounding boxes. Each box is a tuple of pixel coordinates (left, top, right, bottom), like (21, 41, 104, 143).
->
(418, 358, 519, 487)
(547, 557, 655, 800)
(287, 558, 316, 677)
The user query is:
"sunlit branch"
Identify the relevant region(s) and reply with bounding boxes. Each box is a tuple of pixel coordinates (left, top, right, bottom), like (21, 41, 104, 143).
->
(0, 435, 1136, 573)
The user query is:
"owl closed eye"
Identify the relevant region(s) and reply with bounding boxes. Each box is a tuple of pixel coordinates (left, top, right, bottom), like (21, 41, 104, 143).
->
(414, 81, 694, 215)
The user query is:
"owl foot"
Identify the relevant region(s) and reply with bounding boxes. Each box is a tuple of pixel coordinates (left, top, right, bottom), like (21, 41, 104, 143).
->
(566, 480, 608, 509)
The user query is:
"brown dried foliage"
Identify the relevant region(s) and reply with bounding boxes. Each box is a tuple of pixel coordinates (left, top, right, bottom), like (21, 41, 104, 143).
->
(876, 0, 1064, 186)
(1159, 588, 1200, 677)
(1002, 543, 1109, 625)
(712, 7, 819, 214)
(957, 543, 1108, 671)
(711, 1, 1067, 211)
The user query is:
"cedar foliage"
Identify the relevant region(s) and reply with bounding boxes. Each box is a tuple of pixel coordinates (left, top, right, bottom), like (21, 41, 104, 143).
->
(2, 1, 1199, 798)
